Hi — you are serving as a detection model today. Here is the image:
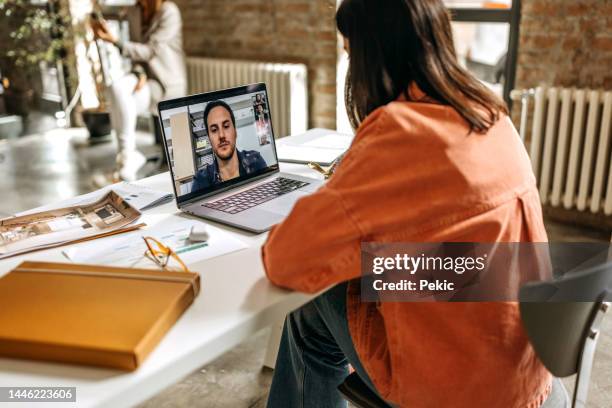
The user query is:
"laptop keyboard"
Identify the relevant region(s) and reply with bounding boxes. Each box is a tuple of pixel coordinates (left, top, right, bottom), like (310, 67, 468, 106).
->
(203, 177, 310, 215)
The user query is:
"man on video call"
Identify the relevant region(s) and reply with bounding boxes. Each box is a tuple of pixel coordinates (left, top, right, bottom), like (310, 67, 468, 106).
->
(192, 100, 268, 192)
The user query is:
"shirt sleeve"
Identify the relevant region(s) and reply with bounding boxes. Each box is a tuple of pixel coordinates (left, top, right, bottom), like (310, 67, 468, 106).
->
(119, 4, 181, 62)
(261, 185, 363, 293)
(261, 109, 385, 293)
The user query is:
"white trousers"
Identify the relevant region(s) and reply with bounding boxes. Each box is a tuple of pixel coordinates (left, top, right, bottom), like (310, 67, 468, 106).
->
(105, 74, 151, 154)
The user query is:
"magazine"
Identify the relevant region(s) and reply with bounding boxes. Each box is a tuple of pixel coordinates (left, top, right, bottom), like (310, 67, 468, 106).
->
(0, 191, 143, 259)
(16, 182, 174, 215)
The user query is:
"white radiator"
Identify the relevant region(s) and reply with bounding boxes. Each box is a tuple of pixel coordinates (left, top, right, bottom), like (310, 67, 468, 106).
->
(512, 87, 612, 215)
(186, 57, 308, 138)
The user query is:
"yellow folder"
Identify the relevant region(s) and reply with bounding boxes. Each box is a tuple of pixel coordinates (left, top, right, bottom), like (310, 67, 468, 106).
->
(0, 261, 200, 370)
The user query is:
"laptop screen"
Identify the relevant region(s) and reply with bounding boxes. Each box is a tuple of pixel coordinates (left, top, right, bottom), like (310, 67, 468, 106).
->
(158, 83, 279, 204)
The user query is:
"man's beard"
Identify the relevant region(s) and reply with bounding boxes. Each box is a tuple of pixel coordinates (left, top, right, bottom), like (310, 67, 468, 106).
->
(216, 145, 236, 162)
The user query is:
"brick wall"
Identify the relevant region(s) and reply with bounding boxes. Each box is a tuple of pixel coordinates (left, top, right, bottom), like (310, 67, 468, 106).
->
(515, 0, 612, 93)
(511, 0, 611, 126)
(513, 0, 611, 229)
(173, 0, 338, 130)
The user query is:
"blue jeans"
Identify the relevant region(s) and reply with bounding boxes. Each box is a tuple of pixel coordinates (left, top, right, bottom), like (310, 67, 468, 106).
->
(267, 282, 381, 408)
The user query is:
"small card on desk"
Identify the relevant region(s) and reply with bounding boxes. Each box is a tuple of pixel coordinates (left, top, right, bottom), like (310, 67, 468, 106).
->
(0, 261, 200, 371)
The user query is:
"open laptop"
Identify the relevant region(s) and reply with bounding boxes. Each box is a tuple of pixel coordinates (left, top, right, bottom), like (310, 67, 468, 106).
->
(158, 83, 322, 233)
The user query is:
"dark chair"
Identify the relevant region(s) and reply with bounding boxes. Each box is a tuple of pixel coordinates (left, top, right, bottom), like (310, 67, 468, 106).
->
(337, 372, 393, 408)
(520, 261, 611, 408)
(338, 262, 611, 408)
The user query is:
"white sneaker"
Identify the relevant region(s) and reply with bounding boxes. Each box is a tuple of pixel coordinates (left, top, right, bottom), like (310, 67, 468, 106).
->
(117, 150, 147, 182)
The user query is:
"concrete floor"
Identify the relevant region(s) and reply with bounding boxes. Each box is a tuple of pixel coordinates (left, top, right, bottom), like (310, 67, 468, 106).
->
(1, 124, 611, 407)
(0, 126, 162, 217)
(138, 329, 273, 408)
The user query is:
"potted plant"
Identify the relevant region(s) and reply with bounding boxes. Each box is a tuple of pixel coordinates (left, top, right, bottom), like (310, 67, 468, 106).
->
(0, 0, 70, 117)
(1, 0, 112, 141)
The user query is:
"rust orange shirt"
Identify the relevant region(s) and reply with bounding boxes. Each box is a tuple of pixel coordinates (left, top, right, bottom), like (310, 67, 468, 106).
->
(262, 86, 552, 407)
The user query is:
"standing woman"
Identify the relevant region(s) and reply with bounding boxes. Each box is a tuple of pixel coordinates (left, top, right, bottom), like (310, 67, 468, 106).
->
(263, 0, 558, 407)
(92, 0, 186, 181)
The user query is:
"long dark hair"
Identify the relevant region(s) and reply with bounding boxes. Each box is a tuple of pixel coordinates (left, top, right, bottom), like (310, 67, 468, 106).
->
(336, 0, 508, 132)
(139, 0, 164, 27)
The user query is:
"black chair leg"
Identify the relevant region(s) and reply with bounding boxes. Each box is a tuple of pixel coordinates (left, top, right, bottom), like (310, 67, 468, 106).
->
(337, 372, 392, 408)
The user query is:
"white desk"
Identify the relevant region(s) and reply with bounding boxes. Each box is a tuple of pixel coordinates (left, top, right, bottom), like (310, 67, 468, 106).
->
(0, 163, 322, 408)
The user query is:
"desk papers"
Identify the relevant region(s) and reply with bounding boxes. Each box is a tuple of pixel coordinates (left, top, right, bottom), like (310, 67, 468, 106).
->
(64, 217, 248, 268)
(110, 183, 174, 211)
(0, 191, 142, 259)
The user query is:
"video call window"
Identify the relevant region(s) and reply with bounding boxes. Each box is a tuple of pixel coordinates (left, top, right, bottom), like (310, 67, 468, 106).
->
(252, 93, 271, 146)
(160, 91, 277, 197)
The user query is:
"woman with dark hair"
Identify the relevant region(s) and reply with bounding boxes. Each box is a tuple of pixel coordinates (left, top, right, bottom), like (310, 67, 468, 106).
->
(92, 0, 186, 181)
(262, 0, 556, 407)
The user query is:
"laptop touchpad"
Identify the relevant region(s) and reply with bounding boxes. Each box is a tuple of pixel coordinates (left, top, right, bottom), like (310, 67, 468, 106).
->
(259, 191, 307, 215)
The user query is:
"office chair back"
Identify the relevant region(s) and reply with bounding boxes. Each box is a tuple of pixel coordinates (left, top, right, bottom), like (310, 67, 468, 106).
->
(519, 261, 612, 408)
(338, 261, 611, 408)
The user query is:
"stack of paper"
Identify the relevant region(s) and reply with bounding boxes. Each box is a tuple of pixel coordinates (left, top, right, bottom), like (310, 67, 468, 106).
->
(113, 183, 174, 211)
